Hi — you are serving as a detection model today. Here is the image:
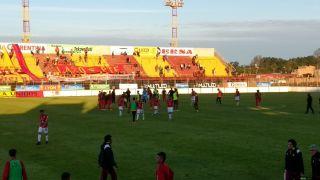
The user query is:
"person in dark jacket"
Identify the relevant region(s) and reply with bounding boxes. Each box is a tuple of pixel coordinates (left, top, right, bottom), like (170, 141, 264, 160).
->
(306, 93, 314, 114)
(310, 144, 320, 180)
(99, 134, 117, 180)
(284, 139, 304, 180)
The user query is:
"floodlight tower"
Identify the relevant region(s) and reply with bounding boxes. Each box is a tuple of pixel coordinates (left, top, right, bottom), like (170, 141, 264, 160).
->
(22, 0, 30, 43)
(165, 0, 184, 47)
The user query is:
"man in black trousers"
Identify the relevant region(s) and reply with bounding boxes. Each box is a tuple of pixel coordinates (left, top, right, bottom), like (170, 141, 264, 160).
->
(99, 134, 117, 180)
(305, 93, 314, 114)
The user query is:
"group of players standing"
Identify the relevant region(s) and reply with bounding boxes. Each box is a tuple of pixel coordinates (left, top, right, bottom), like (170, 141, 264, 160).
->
(97, 87, 195, 122)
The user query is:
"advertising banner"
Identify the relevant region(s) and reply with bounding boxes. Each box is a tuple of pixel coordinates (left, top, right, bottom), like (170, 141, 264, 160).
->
(110, 46, 134, 55)
(175, 83, 189, 89)
(90, 84, 110, 90)
(16, 91, 43, 98)
(227, 82, 248, 88)
(144, 84, 168, 89)
(0, 85, 11, 92)
(257, 82, 273, 87)
(133, 47, 157, 56)
(0, 91, 16, 98)
(15, 85, 41, 91)
(194, 83, 217, 88)
(160, 47, 194, 56)
(61, 84, 84, 91)
(119, 84, 138, 90)
(40, 85, 61, 91)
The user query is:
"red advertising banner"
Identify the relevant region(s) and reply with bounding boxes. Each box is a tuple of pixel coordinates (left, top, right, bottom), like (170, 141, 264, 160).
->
(16, 91, 44, 98)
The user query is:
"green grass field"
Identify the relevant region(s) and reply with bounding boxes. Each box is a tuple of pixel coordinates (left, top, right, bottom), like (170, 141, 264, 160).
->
(1, 93, 320, 180)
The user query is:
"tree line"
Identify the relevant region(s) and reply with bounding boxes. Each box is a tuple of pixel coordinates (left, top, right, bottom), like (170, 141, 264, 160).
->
(230, 48, 320, 75)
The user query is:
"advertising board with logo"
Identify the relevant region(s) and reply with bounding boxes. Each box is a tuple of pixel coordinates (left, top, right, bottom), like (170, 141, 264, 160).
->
(257, 82, 273, 87)
(0, 85, 11, 92)
(16, 91, 43, 98)
(227, 82, 248, 88)
(134, 47, 157, 56)
(40, 85, 61, 91)
(144, 84, 168, 89)
(194, 83, 217, 88)
(119, 84, 138, 91)
(160, 47, 194, 56)
(90, 84, 110, 90)
(0, 91, 16, 98)
(15, 85, 41, 91)
(175, 83, 189, 89)
(61, 84, 84, 91)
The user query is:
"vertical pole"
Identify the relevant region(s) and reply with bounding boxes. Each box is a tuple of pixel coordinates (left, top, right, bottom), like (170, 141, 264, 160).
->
(171, 7, 178, 47)
(22, 0, 30, 43)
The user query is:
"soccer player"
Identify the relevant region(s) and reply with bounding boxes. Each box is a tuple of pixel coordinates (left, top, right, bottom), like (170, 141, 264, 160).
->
(194, 93, 199, 112)
(106, 91, 112, 111)
(255, 90, 262, 107)
(306, 93, 314, 114)
(173, 89, 179, 111)
(130, 97, 138, 123)
(153, 95, 160, 115)
(117, 95, 125, 117)
(98, 91, 103, 110)
(142, 88, 148, 103)
(155, 152, 174, 180)
(99, 135, 117, 180)
(216, 89, 223, 104)
(284, 139, 304, 180)
(2, 149, 28, 180)
(37, 110, 49, 145)
(235, 89, 240, 106)
(191, 89, 196, 106)
(167, 98, 174, 120)
(136, 99, 145, 121)
(162, 89, 167, 102)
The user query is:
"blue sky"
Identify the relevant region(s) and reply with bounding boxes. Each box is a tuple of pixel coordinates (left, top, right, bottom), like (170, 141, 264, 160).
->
(1, 0, 320, 64)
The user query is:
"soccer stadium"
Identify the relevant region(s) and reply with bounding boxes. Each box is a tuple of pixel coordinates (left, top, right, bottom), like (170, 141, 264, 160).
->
(1, 0, 320, 180)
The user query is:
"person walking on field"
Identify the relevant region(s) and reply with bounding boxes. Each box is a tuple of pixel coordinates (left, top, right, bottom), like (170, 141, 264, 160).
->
(99, 135, 117, 180)
(305, 93, 314, 114)
(2, 149, 28, 180)
(284, 139, 304, 180)
(234, 89, 240, 106)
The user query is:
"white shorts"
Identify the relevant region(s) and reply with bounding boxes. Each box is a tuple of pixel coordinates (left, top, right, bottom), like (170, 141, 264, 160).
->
(137, 109, 144, 114)
(167, 107, 173, 113)
(154, 106, 158, 110)
(38, 127, 48, 134)
(118, 106, 123, 110)
(235, 96, 240, 101)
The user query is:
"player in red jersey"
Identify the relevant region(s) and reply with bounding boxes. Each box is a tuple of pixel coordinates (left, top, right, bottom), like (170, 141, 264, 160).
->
(98, 91, 103, 110)
(155, 152, 174, 180)
(167, 98, 174, 120)
(235, 89, 240, 106)
(216, 88, 223, 104)
(255, 90, 262, 107)
(136, 100, 144, 120)
(106, 91, 112, 110)
(37, 110, 49, 145)
(117, 95, 125, 117)
(153, 95, 160, 115)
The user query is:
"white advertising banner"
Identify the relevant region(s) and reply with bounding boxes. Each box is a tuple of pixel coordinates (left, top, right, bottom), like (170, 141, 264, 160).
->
(227, 82, 248, 88)
(110, 46, 134, 55)
(160, 47, 194, 56)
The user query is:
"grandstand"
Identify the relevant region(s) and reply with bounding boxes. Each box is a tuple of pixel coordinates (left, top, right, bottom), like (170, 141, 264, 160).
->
(0, 43, 231, 84)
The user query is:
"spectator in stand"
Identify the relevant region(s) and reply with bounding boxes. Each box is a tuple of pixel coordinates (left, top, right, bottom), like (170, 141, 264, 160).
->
(41, 46, 45, 54)
(126, 57, 130, 63)
(36, 58, 40, 66)
(62, 48, 65, 55)
(61, 172, 71, 180)
(98, 56, 102, 65)
(36, 46, 40, 54)
(30, 50, 34, 56)
(55, 46, 60, 57)
(2, 149, 28, 180)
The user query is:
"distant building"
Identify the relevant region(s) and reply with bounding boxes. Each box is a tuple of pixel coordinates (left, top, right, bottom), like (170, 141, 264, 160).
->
(292, 65, 316, 77)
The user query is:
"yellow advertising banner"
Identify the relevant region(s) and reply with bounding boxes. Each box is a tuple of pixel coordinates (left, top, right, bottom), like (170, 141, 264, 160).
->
(0, 91, 16, 98)
(134, 46, 158, 56)
(194, 48, 215, 57)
